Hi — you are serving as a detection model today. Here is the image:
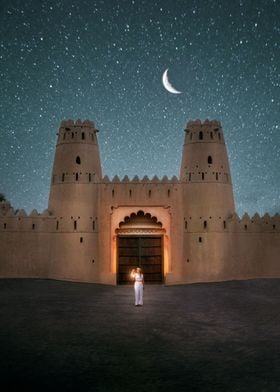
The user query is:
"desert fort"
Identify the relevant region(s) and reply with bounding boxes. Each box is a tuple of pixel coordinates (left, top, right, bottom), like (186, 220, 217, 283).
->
(1, 119, 279, 284)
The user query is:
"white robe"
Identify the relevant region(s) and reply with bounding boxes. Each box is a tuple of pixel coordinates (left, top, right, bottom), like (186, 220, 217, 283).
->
(134, 273, 144, 305)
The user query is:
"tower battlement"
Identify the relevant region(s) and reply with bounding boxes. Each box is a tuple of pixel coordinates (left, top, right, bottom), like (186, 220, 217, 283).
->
(183, 119, 224, 144)
(60, 119, 97, 130)
(185, 119, 222, 132)
(57, 119, 99, 146)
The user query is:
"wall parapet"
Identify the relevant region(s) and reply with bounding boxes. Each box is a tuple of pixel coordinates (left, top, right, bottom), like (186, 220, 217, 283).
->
(101, 175, 179, 184)
(226, 212, 280, 232)
(183, 212, 280, 233)
(0, 212, 100, 234)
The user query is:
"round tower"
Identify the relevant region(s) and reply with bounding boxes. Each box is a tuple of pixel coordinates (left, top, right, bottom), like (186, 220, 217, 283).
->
(180, 119, 235, 217)
(48, 119, 102, 216)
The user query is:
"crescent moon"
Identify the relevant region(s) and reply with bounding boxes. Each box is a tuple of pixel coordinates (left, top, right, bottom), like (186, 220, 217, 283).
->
(162, 68, 182, 94)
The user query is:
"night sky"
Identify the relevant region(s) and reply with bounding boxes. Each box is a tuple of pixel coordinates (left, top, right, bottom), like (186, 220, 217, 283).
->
(0, 0, 279, 216)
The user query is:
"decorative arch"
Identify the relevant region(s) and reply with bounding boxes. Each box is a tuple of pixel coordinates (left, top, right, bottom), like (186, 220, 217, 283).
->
(116, 210, 164, 234)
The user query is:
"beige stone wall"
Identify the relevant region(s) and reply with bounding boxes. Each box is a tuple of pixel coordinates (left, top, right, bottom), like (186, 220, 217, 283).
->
(0, 191, 279, 284)
(0, 212, 100, 283)
(0, 231, 52, 278)
(46, 232, 100, 283)
(180, 219, 280, 285)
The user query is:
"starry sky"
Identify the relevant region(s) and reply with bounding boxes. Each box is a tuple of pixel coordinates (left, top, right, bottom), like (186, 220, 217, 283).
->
(0, 0, 279, 216)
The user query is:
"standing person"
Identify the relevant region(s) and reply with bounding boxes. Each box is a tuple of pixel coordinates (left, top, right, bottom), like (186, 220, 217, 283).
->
(130, 267, 144, 306)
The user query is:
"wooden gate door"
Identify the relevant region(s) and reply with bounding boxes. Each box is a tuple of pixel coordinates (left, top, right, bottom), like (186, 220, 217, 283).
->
(117, 236, 163, 284)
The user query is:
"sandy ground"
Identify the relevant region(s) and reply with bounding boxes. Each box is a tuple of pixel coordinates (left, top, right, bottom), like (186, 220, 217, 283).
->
(0, 278, 280, 392)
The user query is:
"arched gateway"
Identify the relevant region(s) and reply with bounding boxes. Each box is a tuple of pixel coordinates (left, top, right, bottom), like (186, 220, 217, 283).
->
(116, 211, 166, 284)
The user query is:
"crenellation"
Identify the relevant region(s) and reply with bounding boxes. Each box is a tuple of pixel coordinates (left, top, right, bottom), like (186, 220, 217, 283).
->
(16, 209, 27, 217)
(262, 213, 271, 220)
(121, 175, 130, 182)
(61, 119, 74, 128)
(230, 212, 240, 221)
(251, 212, 261, 223)
(142, 175, 150, 182)
(241, 213, 250, 221)
(82, 119, 95, 128)
(1, 200, 12, 216)
(152, 175, 160, 183)
(57, 118, 99, 148)
(171, 176, 179, 183)
(112, 175, 120, 182)
(102, 175, 110, 183)
(222, 212, 280, 233)
(60, 119, 96, 129)
(101, 175, 180, 184)
(75, 119, 82, 126)
(6, 208, 16, 217)
(29, 209, 39, 217)
(185, 120, 220, 134)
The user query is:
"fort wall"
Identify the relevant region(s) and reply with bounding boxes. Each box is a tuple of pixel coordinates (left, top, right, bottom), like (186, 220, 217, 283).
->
(1, 190, 279, 284)
(0, 118, 279, 285)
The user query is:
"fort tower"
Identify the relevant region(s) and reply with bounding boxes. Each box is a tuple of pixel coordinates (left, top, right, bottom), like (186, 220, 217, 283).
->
(48, 119, 102, 217)
(180, 119, 235, 218)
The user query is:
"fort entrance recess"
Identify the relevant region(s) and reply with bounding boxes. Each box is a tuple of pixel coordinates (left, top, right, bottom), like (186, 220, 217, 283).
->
(117, 236, 163, 284)
(116, 211, 165, 284)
